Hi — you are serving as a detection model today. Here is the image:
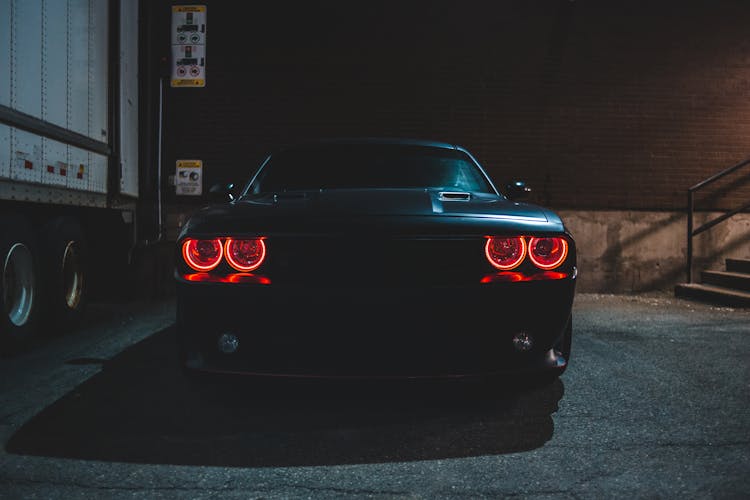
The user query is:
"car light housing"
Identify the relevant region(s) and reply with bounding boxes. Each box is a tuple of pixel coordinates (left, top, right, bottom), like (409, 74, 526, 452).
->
(485, 236, 527, 270)
(225, 238, 266, 272)
(182, 238, 223, 271)
(528, 237, 568, 270)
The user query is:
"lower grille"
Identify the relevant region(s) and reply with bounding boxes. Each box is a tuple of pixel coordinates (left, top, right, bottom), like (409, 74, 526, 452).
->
(264, 236, 486, 286)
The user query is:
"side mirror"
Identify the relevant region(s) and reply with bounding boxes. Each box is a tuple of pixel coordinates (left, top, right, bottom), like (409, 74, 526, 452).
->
(208, 182, 235, 203)
(504, 180, 531, 201)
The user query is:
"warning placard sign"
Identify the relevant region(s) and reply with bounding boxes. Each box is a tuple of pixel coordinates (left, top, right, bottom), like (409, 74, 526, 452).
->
(171, 5, 206, 87)
(176, 159, 203, 195)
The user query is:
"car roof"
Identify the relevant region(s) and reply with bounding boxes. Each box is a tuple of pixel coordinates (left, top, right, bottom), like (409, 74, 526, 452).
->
(275, 137, 468, 153)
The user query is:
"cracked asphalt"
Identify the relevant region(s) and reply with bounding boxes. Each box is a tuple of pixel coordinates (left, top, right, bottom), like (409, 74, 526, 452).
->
(0, 292, 748, 499)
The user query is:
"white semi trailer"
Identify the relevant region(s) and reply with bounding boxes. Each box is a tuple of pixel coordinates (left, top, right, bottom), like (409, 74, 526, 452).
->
(0, 0, 144, 354)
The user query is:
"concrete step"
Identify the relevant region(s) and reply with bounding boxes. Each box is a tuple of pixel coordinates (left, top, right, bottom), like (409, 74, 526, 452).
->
(701, 270, 750, 292)
(674, 283, 750, 308)
(726, 258, 750, 274)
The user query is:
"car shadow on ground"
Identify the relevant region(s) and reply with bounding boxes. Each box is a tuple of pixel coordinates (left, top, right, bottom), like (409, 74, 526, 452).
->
(6, 326, 564, 467)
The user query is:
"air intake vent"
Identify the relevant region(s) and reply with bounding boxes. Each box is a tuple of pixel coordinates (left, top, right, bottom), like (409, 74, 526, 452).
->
(439, 191, 471, 201)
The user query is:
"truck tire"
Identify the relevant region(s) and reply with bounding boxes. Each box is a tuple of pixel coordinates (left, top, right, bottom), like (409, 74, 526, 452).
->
(39, 216, 89, 330)
(0, 216, 41, 355)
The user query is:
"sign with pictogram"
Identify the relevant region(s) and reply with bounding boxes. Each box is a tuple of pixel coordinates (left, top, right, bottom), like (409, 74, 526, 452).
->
(176, 159, 203, 195)
(171, 5, 206, 87)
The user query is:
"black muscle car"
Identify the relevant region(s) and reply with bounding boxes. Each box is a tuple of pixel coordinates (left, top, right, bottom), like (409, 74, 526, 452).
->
(175, 138, 577, 383)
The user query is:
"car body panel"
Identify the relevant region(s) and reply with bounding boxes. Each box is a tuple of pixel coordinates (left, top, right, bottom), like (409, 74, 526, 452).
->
(180, 190, 562, 238)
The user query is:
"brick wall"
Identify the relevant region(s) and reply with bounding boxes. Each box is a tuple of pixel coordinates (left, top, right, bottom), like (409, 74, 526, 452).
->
(153, 0, 750, 212)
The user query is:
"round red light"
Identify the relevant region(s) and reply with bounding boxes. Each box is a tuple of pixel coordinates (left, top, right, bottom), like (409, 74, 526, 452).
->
(225, 238, 266, 272)
(182, 238, 223, 271)
(528, 237, 568, 270)
(485, 236, 527, 270)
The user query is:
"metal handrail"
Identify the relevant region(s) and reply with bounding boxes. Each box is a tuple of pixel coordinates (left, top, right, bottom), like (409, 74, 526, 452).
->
(686, 156, 750, 283)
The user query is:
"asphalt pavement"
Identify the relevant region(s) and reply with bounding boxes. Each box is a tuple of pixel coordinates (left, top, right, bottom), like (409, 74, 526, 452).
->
(0, 292, 748, 499)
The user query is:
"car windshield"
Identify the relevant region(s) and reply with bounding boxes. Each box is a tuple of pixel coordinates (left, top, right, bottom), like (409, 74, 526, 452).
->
(247, 143, 496, 194)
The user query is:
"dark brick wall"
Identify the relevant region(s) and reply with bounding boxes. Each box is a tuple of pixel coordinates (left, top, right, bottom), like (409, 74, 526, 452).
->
(148, 0, 750, 212)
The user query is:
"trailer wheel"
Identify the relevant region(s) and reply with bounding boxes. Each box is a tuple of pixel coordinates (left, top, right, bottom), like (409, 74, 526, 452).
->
(0, 216, 40, 355)
(40, 217, 89, 330)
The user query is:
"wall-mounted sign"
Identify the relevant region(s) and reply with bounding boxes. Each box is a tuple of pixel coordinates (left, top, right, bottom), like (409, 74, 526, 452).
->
(176, 159, 203, 195)
(171, 5, 206, 87)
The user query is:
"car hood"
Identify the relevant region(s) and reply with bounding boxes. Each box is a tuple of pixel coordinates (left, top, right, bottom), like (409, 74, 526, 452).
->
(179, 189, 566, 238)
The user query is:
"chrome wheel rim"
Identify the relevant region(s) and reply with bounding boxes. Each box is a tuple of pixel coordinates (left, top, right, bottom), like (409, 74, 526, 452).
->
(3, 243, 35, 327)
(62, 241, 83, 310)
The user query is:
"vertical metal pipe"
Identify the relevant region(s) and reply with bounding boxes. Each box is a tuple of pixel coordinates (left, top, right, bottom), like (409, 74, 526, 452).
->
(687, 190, 694, 283)
(156, 75, 164, 241)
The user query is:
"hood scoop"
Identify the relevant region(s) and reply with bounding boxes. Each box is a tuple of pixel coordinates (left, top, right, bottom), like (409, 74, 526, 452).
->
(438, 191, 472, 201)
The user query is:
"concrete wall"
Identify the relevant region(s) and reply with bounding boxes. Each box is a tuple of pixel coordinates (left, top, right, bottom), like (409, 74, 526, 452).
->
(561, 210, 750, 293)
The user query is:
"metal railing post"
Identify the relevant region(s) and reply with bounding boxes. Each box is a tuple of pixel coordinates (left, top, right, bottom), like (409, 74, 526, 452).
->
(687, 190, 694, 283)
(684, 155, 750, 285)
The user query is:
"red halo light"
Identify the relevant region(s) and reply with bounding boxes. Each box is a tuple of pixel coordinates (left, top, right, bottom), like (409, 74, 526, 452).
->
(485, 236, 527, 270)
(225, 238, 266, 272)
(528, 237, 568, 270)
(182, 238, 223, 271)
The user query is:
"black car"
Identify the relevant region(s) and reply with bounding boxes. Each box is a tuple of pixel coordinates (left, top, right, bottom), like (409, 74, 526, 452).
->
(175, 138, 577, 384)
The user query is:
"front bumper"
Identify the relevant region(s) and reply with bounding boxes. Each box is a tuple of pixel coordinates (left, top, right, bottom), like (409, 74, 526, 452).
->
(175, 273, 576, 379)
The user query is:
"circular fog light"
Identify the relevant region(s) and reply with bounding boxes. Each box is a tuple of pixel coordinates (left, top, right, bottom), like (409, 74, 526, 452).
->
(512, 332, 533, 351)
(218, 333, 239, 354)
